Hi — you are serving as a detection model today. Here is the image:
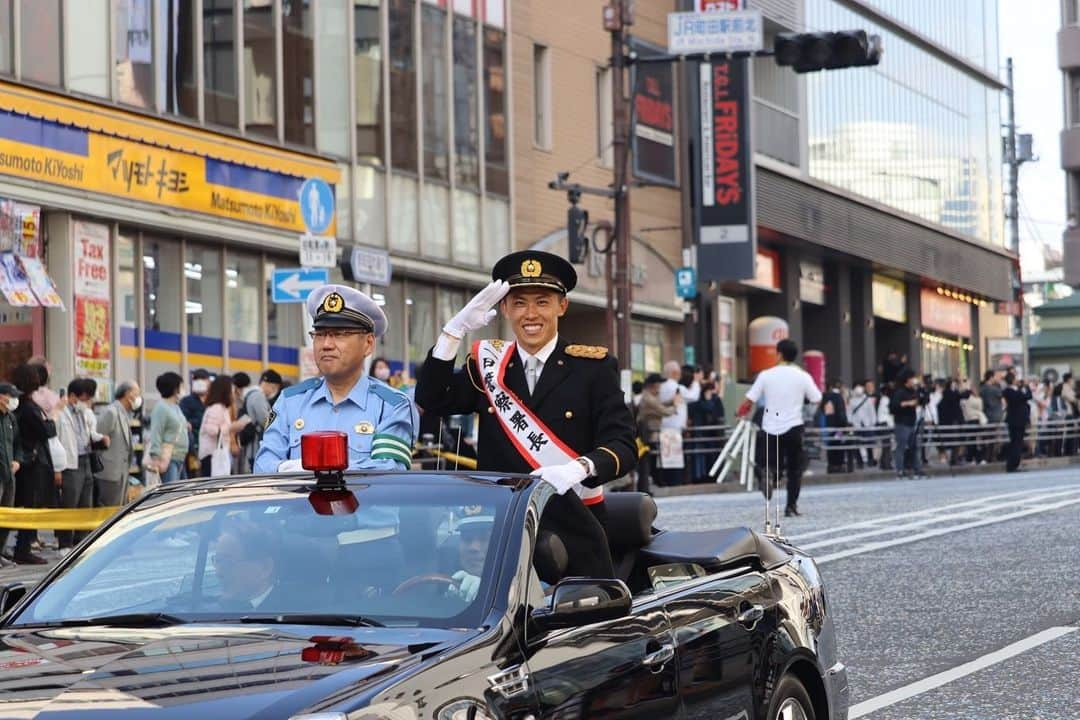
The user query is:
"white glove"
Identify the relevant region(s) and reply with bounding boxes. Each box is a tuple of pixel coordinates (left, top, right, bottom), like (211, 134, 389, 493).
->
(446, 280, 509, 338)
(531, 460, 588, 495)
(277, 459, 304, 472)
(450, 570, 482, 602)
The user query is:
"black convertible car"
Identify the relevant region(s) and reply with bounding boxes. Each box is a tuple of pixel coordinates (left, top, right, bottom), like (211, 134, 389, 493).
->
(0, 469, 848, 720)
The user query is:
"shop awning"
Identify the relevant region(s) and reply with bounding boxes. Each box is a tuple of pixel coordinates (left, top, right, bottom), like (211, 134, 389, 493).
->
(0, 81, 339, 183)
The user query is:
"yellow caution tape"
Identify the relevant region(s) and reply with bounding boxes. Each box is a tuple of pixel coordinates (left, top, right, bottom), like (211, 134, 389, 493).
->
(425, 450, 478, 470)
(0, 506, 123, 530)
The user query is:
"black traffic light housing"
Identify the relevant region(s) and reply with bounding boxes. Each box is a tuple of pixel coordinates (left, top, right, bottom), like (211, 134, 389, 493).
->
(567, 190, 589, 264)
(774, 30, 882, 73)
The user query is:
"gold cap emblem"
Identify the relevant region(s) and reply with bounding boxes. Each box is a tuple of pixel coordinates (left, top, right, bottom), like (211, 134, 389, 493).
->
(521, 259, 542, 278)
(321, 292, 345, 313)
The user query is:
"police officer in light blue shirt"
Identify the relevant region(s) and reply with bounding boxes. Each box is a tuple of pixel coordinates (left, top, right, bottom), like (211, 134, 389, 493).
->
(254, 284, 416, 473)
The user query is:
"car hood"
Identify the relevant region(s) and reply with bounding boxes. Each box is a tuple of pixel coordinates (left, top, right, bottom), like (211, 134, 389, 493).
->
(0, 623, 473, 718)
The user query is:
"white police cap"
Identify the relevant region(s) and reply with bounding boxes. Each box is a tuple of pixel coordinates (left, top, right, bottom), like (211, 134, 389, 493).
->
(306, 284, 388, 338)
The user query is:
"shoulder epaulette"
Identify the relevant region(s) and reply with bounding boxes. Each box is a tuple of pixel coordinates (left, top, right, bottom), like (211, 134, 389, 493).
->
(371, 382, 408, 407)
(283, 377, 321, 398)
(565, 344, 609, 360)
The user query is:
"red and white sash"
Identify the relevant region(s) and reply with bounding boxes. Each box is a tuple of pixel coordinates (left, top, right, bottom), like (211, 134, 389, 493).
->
(474, 340, 603, 505)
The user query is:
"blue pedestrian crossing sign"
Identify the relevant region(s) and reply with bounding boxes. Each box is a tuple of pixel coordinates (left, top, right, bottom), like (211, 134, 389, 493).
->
(675, 266, 697, 299)
(272, 267, 328, 303)
(299, 178, 334, 235)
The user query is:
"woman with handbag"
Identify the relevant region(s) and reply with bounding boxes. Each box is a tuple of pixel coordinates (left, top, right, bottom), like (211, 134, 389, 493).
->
(8, 364, 59, 565)
(198, 376, 253, 478)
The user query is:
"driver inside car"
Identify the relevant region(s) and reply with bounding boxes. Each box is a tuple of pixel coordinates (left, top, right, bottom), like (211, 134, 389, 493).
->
(446, 513, 493, 604)
(211, 520, 287, 612)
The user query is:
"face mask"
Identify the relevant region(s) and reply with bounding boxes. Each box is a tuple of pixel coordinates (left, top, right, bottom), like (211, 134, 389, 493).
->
(5, 397, 17, 412)
(131, 395, 143, 411)
(374, 367, 391, 381)
(192, 379, 209, 394)
(75, 400, 89, 411)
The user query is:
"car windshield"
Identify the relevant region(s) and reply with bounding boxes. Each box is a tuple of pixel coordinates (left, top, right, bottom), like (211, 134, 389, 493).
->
(10, 479, 513, 629)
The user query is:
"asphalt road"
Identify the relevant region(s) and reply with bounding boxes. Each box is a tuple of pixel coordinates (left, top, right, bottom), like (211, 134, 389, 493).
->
(657, 468, 1080, 720)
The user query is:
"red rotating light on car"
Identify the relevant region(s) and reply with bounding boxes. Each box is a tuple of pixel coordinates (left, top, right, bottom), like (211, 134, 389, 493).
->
(301, 431, 349, 472)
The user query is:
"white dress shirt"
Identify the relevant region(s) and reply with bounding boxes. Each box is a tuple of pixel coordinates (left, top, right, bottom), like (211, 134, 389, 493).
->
(516, 334, 560, 389)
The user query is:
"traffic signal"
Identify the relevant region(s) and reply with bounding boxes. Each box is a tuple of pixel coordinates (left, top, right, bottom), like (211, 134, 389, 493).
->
(567, 204, 589, 264)
(774, 30, 882, 73)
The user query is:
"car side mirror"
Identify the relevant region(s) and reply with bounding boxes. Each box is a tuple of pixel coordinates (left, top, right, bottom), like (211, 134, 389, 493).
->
(0, 583, 27, 618)
(531, 578, 631, 632)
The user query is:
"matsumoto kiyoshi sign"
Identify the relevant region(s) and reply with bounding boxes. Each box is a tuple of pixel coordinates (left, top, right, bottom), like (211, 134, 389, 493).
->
(0, 90, 338, 235)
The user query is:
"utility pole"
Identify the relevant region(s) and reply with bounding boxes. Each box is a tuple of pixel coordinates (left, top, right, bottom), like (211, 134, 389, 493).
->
(1004, 56, 1037, 372)
(608, 0, 633, 367)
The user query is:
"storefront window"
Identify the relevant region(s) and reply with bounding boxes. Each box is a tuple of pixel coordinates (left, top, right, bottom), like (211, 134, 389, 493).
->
(204, 0, 239, 128)
(406, 282, 434, 372)
(167, 0, 199, 118)
(19, 0, 62, 87)
(422, 3, 449, 181)
(354, 0, 383, 164)
(0, 1, 12, 75)
(66, 0, 109, 97)
(453, 15, 479, 189)
(377, 279, 406, 368)
(388, 0, 418, 172)
(282, 0, 314, 146)
(142, 235, 183, 391)
(243, 0, 277, 139)
(185, 245, 223, 373)
(115, 230, 138, 386)
(113, 0, 154, 108)
(483, 27, 508, 196)
(316, 0, 350, 157)
(226, 253, 261, 362)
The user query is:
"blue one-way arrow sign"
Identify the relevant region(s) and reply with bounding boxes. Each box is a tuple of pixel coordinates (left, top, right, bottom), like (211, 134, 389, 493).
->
(272, 267, 328, 303)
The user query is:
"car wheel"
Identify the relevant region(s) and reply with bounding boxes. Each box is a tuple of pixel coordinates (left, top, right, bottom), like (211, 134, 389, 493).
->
(767, 674, 815, 720)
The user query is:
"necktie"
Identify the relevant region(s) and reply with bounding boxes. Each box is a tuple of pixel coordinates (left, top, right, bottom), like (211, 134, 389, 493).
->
(526, 357, 539, 394)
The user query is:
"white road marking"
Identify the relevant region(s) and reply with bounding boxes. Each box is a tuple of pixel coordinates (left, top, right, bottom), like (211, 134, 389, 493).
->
(791, 484, 1079, 541)
(815, 495, 1080, 564)
(847, 626, 1078, 718)
(797, 488, 1080, 550)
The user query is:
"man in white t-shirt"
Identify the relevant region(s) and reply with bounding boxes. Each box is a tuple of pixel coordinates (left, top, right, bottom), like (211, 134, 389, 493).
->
(737, 339, 822, 517)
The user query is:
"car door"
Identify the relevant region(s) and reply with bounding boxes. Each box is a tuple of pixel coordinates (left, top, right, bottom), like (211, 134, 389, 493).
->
(662, 572, 775, 720)
(523, 600, 679, 719)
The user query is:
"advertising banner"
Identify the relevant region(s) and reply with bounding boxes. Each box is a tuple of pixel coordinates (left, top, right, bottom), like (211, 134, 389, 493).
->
(0, 88, 339, 235)
(631, 39, 677, 186)
(0, 199, 41, 256)
(73, 221, 112, 383)
(18, 256, 63, 308)
(0, 252, 35, 306)
(696, 57, 755, 281)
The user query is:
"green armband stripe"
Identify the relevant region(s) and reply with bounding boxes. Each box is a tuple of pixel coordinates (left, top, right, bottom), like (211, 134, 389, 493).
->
(372, 434, 411, 452)
(371, 447, 413, 465)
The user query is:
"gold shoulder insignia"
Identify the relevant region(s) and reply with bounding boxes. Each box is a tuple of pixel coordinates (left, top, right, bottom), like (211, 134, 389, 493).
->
(565, 344, 608, 360)
(264, 409, 277, 431)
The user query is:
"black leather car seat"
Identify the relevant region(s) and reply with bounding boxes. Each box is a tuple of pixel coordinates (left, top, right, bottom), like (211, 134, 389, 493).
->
(603, 492, 657, 590)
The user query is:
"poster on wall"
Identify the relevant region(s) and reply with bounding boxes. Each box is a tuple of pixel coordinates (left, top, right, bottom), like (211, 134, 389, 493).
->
(0, 252, 37, 306)
(17, 256, 63, 308)
(0, 200, 41, 257)
(73, 221, 112, 386)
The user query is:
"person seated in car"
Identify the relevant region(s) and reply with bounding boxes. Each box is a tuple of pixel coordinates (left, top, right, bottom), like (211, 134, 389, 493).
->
(211, 520, 288, 612)
(446, 512, 494, 603)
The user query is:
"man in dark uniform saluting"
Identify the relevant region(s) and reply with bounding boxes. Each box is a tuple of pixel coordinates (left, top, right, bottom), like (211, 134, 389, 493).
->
(416, 250, 637, 578)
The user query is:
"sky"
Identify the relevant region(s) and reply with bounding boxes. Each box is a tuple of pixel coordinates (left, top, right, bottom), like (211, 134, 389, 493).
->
(998, 0, 1066, 277)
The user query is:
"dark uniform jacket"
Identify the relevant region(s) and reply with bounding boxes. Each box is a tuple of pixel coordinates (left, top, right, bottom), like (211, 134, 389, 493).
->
(0, 410, 22, 486)
(415, 337, 638, 486)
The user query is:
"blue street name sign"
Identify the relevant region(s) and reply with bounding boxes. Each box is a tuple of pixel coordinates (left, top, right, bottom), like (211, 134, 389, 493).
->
(676, 266, 698, 299)
(272, 267, 328, 303)
(298, 177, 335, 235)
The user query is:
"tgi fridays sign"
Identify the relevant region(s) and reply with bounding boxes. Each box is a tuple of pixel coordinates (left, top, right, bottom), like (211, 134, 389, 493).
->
(696, 55, 755, 281)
